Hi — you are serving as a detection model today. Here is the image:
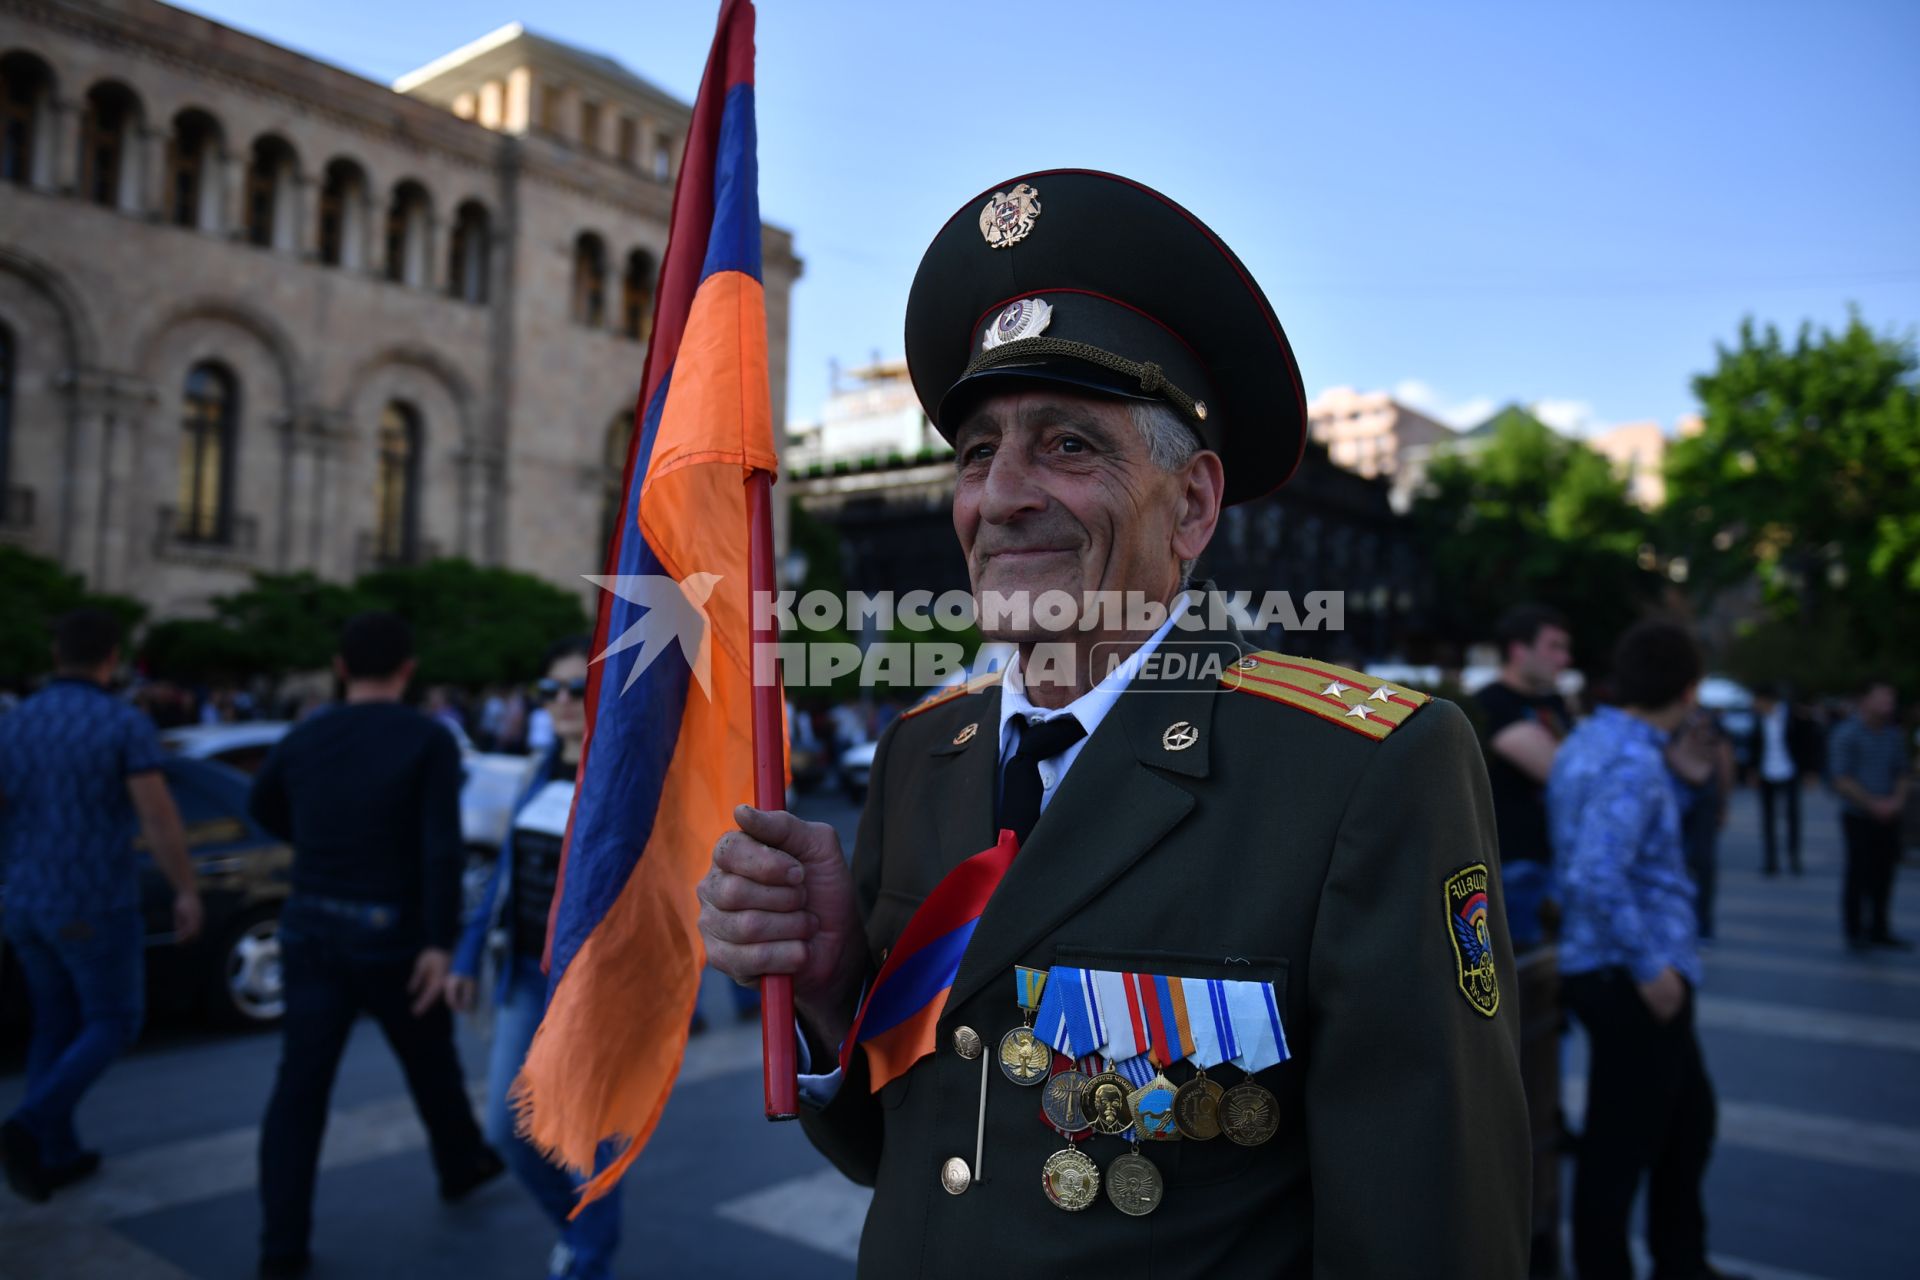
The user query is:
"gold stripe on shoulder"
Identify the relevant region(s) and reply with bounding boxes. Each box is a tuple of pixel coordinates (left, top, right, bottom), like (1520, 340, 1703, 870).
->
(901, 668, 1004, 719)
(1220, 651, 1431, 740)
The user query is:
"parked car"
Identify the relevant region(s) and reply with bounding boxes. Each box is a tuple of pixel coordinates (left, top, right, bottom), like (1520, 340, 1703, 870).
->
(1, 755, 293, 1033)
(161, 719, 543, 926)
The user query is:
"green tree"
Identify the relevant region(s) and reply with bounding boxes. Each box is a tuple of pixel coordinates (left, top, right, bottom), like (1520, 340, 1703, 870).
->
(0, 546, 146, 686)
(1665, 313, 1920, 689)
(356, 559, 591, 687)
(1409, 406, 1663, 668)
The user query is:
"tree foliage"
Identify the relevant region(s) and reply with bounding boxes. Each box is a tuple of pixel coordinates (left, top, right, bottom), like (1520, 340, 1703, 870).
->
(1666, 313, 1920, 688)
(1409, 407, 1663, 670)
(0, 546, 146, 687)
(135, 561, 591, 689)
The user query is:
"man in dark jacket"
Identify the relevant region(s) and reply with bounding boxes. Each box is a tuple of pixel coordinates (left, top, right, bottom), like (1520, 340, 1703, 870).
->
(1746, 686, 1821, 875)
(249, 613, 500, 1276)
(695, 171, 1530, 1278)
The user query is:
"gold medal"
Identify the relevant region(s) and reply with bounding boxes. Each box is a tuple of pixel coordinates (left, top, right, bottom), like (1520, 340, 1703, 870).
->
(1104, 1150, 1163, 1217)
(1173, 1073, 1224, 1141)
(1040, 1147, 1100, 1211)
(1082, 1071, 1134, 1136)
(1220, 1078, 1279, 1146)
(999, 1026, 1050, 1086)
(1042, 1067, 1093, 1135)
(1126, 1072, 1182, 1142)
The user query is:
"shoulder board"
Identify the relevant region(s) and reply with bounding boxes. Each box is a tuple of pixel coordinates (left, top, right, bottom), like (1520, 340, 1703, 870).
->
(1219, 651, 1432, 741)
(901, 668, 1004, 720)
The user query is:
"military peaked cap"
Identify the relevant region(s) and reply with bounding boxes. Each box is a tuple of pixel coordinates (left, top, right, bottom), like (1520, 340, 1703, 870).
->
(904, 168, 1307, 504)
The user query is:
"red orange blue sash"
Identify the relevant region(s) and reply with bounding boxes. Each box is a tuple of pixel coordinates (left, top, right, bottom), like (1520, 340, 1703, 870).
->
(841, 829, 1020, 1091)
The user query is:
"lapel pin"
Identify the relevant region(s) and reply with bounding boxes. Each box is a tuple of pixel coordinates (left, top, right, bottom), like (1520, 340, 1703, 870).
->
(953, 722, 979, 745)
(1161, 721, 1199, 752)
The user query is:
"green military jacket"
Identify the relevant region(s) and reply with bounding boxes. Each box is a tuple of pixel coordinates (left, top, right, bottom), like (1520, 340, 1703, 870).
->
(801, 626, 1531, 1278)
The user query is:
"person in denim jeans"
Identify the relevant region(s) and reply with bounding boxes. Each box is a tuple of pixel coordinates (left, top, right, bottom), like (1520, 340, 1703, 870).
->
(0, 609, 203, 1203)
(446, 638, 622, 1280)
(249, 614, 500, 1277)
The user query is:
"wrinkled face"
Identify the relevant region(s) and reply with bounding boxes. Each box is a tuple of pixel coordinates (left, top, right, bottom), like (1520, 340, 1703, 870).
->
(951, 389, 1216, 641)
(545, 653, 590, 740)
(1511, 625, 1572, 692)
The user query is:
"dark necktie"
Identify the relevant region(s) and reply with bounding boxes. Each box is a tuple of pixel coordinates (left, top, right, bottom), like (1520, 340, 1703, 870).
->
(997, 714, 1089, 847)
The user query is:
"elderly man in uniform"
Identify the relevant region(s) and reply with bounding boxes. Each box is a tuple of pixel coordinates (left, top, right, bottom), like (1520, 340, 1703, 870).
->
(698, 171, 1530, 1277)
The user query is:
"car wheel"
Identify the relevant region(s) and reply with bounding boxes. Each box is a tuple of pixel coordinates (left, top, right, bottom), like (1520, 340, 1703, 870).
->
(211, 907, 285, 1027)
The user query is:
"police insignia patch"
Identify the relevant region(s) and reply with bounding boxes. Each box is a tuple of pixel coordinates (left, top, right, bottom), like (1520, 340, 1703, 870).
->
(1445, 864, 1499, 1018)
(979, 182, 1041, 248)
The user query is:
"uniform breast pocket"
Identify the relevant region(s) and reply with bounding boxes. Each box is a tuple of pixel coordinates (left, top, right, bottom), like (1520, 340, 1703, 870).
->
(1050, 945, 1294, 1189)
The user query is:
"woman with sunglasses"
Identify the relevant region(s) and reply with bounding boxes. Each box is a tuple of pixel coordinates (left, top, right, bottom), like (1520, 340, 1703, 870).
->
(445, 637, 621, 1280)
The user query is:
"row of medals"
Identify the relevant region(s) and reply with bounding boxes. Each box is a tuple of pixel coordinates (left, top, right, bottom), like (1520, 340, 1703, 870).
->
(998, 1022, 1278, 1216)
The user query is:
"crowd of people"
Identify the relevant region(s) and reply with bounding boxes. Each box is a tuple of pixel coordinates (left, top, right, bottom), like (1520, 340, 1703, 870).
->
(1471, 604, 1913, 1279)
(1, 596, 1914, 1277)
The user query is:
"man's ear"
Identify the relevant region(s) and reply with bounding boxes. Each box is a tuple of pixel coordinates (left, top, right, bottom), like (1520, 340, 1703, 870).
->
(1171, 450, 1225, 564)
(397, 658, 419, 689)
(332, 656, 350, 685)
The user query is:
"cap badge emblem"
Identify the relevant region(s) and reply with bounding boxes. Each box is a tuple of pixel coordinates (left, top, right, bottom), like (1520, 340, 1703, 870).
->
(981, 298, 1053, 352)
(979, 182, 1042, 249)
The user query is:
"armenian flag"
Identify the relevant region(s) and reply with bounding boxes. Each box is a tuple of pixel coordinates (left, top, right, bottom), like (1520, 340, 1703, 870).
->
(513, 0, 778, 1205)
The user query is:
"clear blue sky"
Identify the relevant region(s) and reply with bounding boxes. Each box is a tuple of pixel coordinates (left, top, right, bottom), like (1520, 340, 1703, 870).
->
(180, 0, 1920, 437)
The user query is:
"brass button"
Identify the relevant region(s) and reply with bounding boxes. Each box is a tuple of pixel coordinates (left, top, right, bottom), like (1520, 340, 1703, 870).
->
(940, 1156, 972, 1195)
(952, 1026, 982, 1060)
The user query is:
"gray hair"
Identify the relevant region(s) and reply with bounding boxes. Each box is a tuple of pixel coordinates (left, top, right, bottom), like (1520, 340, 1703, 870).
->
(1126, 400, 1205, 587)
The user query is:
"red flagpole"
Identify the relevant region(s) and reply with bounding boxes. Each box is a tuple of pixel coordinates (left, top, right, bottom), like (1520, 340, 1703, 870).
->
(749, 468, 799, 1120)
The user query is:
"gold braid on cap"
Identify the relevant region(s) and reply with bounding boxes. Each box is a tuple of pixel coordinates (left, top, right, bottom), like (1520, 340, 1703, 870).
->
(961, 338, 1210, 426)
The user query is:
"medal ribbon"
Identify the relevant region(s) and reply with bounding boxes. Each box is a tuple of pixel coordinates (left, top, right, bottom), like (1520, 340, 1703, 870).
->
(1015, 965, 1048, 1012)
(1225, 980, 1289, 1074)
(1034, 966, 1106, 1058)
(1180, 977, 1240, 1069)
(1090, 970, 1141, 1062)
(1150, 974, 1197, 1065)
(839, 829, 1021, 1090)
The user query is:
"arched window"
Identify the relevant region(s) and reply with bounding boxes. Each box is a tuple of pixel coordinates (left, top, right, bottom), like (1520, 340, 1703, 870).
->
(245, 135, 300, 251)
(0, 323, 13, 523)
(177, 363, 237, 543)
(0, 52, 56, 188)
(447, 201, 490, 304)
(79, 82, 142, 210)
(600, 409, 635, 556)
(168, 110, 223, 231)
(318, 158, 368, 270)
(375, 401, 422, 564)
(572, 233, 607, 327)
(383, 181, 432, 288)
(621, 249, 655, 341)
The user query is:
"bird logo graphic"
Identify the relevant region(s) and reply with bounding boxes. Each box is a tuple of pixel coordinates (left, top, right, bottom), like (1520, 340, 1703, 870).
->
(582, 572, 722, 699)
(1445, 865, 1500, 1017)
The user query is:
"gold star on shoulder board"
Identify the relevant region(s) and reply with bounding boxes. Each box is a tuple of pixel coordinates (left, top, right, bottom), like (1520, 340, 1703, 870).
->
(1321, 680, 1349, 699)
(1368, 685, 1396, 703)
(1344, 702, 1373, 719)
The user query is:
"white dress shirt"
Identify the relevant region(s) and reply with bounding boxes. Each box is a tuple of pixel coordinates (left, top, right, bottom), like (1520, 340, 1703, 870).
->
(1760, 704, 1795, 783)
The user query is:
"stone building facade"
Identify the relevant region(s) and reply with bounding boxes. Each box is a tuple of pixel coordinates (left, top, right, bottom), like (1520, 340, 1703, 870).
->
(0, 1, 800, 618)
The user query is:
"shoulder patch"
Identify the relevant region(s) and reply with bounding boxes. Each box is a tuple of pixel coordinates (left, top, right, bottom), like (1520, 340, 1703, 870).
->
(901, 668, 1004, 720)
(1445, 863, 1500, 1017)
(1218, 651, 1432, 741)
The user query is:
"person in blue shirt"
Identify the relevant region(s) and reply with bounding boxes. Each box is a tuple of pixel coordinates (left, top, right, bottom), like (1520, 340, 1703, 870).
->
(1549, 620, 1740, 1280)
(0, 609, 202, 1202)
(444, 637, 622, 1280)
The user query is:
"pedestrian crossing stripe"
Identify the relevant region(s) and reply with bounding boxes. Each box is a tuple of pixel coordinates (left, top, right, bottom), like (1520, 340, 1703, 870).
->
(1219, 651, 1431, 740)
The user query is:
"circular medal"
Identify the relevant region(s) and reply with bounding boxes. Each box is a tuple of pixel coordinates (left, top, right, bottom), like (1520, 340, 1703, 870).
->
(998, 1026, 1050, 1086)
(1082, 1071, 1135, 1136)
(1173, 1074, 1225, 1141)
(1220, 1079, 1279, 1146)
(1042, 1068, 1093, 1135)
(1041, 1147, 1100, 1212)
(1104, 1151, 1163, 1217)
